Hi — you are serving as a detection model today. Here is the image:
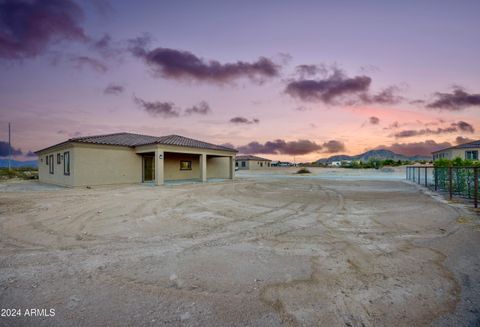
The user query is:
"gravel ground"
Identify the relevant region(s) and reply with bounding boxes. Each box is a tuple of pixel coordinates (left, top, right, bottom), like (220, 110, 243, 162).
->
(0, 168, 479, 326)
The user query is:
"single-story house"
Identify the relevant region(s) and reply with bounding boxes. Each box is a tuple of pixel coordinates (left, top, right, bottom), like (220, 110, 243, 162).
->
(35, 132, 237, 187)
(432, 139, 479, 161)
(235, 155, 272, 170)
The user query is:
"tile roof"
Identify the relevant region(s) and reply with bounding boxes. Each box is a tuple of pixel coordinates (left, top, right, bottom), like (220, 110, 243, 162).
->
(236, 154, 271, 161)
(37, 132, 237, 153)
(432, 139, 480, 153)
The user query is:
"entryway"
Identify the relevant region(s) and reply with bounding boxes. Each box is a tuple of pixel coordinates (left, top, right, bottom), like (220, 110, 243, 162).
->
(143, 155, 155, 182)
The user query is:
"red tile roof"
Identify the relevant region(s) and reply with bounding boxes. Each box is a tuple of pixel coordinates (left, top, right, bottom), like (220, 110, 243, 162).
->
(36, 132, 237, 153)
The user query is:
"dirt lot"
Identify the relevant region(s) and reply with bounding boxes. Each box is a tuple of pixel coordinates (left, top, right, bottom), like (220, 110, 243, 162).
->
(1, 168, 479, 326)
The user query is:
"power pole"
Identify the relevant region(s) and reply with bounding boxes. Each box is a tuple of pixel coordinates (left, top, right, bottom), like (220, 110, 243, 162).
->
(8, 122, 11, 171)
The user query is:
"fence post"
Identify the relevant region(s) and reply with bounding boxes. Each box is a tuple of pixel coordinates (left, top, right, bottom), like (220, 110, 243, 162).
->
(425, 167, 427, 187)
(434, 167, 438, 191)
(448, 166, 453, 200)
(474, 167, 478, 209)
(418, 167, 420, 184)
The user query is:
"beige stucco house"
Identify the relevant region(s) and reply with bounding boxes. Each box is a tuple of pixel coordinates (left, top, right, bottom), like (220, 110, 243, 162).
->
(35, 132, 237, 187)
(235, 155, 272, 170)
(432, 139, 479, 161)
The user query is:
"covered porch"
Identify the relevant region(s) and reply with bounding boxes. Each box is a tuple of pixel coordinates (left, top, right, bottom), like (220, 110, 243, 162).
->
(136, 146, 235, 185)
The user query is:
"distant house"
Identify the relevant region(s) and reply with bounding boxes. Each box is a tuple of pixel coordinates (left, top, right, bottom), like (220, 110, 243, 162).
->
(35, 132, 237, 187)
(432, 140, 479, 161)
(235, 155, 272, 170)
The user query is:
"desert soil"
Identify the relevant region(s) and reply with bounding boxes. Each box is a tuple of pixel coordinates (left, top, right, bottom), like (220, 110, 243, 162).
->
(1, 168, 479, 326)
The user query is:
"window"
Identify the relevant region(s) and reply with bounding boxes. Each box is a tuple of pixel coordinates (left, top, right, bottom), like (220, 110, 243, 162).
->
(64, 151, 70, 175)
(46, 155, 49, 165)
(180, 160, 192, 170)
(57, 153, 61, 164)
(465, 150, 478, 160)
(241, 161, 246, 167)
(49, 154, 54, 174)
(260, 162, 263, 167)
(235, 162, 238, 167)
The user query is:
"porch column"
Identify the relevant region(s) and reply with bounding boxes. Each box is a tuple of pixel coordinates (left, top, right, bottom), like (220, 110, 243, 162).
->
(200, 153, 207, 182)
(230, 156, 235, 179)
(155, 149, 164, 185)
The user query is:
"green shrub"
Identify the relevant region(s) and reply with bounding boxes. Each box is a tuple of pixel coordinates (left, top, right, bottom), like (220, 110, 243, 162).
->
(296, 168, 311, 174)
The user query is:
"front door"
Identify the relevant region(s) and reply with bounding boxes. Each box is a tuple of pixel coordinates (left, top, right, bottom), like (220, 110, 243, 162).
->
(143, 156, 155, 182)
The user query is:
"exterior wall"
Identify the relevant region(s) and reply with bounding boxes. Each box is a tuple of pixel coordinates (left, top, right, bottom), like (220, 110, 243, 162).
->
(73, 144, 142, 186)
(207, 156, 231, 178)
(38, 141, 236, 186)
(235, 160, 271, 170)
(433, 147, 480, 160)
(164, 153, 200, 181)
(38, 145, 75, 186)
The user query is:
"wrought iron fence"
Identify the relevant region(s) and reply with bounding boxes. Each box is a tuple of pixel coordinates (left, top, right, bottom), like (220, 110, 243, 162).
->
(406, 166, 479, 208)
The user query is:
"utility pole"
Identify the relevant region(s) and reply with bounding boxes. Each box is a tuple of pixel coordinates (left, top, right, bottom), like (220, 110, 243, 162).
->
(8, 122, 11, 171)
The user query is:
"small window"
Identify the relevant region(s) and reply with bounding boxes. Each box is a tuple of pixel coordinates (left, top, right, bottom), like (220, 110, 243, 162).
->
(241, 161, 246, 167)
(465, 150, 478, 160)
(57, 153, 61, 164)
(180, 160, 192, 170)
(64, 151, 70, 175)
(235, 162, 238, 167)
(260, 162, 263, 167)
(45, 156, 49, 165)
(49, 154, 54, 174)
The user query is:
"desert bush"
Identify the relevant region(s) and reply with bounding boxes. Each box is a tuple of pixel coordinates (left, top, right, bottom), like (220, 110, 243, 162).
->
(296, 168, 311, 174)
(0, 168, 38, 180)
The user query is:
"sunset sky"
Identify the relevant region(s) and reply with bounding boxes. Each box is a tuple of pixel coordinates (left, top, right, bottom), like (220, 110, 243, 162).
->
(1, 0, 479, 162)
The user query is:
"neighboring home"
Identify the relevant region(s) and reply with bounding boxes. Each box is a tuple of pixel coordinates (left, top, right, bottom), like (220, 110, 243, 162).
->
(35, 132, 237, 187)
(432, 139, 479, 161)
(235, 155, 272, 170)
(271, 161, 295, 167)
(330, 160, 352, 167)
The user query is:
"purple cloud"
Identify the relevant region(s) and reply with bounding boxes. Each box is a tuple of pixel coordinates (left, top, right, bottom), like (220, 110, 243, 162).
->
(455, 136, 475, 145)
(0, 0, 87, 59)
(129, 41, 280, 84)
(285, 68, 371, 103)
(393, 121, 474, 138)
(0, 141, 22, 156)
(103, 84, 124, 95)
(237, 139, 321, 155)
(133, 96, 180, 118)
(322, 140, 346, 153)
(70, 56, 108, 73)
(185, 101, 211, 115)
(230, 117, 259, 125)
(285, 67, 403, 105)
(369, 116, 380, 125)
(373, 140, 452, 156)
(427, 88, 480, 111)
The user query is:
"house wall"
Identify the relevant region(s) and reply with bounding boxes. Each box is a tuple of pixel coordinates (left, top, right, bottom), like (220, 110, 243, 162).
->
(235, 160, 271, 170)
(164, 153, 200, 181)
(38, 145, 75, 186)
(72, 144, 142, 186)
(207, 156, 231, 178)
(433, 147, 480, 160)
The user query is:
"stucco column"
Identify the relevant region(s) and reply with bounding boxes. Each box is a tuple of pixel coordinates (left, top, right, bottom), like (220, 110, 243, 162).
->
(200, 153, 207, 182)
(230, 156, 235, 179)
(155, 148, 164, 185)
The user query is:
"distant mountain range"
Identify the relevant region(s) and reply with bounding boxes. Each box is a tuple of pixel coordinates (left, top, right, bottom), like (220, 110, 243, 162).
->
(0, 159, 38, 168)
(315, 149, 431, 164)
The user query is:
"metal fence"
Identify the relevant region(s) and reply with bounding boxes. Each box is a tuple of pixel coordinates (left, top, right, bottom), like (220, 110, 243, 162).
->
(406, 166, 479, 208)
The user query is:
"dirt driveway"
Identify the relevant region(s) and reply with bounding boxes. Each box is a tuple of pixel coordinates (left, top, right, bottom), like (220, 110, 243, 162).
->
(1, 170, 479, 326)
